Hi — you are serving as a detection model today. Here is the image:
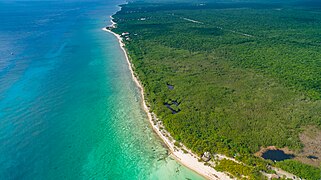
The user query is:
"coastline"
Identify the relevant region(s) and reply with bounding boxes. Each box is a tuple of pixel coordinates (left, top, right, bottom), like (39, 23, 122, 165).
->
(102, 21, 232, 180)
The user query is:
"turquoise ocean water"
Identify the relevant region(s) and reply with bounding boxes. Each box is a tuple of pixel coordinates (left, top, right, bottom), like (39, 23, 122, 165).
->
(0, 1, 203, 179)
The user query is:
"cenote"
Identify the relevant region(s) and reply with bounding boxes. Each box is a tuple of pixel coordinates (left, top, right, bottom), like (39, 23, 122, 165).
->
(262, 150, 295, 161)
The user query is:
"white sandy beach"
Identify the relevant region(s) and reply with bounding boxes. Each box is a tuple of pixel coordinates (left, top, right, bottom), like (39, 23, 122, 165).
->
(102, 23, 233, 180)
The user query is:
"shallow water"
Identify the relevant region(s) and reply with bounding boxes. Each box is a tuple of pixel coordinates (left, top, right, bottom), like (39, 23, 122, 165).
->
(0, 1, 203, 179)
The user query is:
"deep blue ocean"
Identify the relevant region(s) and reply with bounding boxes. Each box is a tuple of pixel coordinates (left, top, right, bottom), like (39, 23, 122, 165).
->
(0, 1, 203, 179)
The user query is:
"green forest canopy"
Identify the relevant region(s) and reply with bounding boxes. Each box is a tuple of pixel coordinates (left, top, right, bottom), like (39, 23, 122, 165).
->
(112, 0, 321, 178)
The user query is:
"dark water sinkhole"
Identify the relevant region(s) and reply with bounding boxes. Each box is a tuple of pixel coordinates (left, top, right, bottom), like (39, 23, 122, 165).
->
(261, 150, 295, 161)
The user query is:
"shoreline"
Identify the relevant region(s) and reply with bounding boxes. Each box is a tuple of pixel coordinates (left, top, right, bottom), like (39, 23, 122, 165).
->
(102, 21, 232, 179)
